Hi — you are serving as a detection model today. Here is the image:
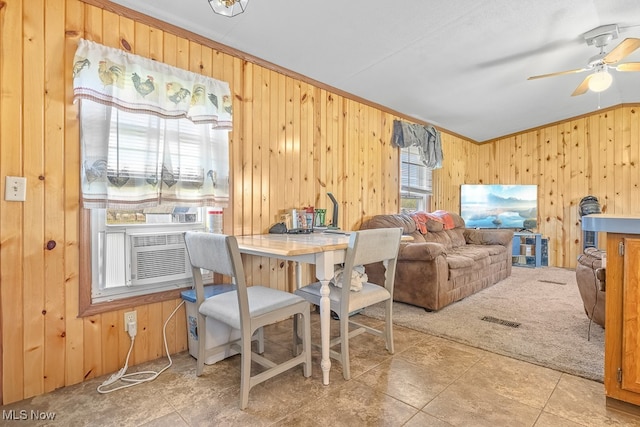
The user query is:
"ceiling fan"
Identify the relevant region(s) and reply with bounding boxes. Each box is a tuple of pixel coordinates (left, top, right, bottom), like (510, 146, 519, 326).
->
(528, 24, 640, 96)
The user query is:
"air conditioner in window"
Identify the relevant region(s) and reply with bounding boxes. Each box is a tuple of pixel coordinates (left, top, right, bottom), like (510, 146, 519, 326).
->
(126, 231, 194, 287)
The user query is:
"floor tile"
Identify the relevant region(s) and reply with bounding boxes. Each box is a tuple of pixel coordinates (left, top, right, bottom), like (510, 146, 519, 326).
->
(459, 352, 562, 408)
(274, 380, 417, 426)
(396, 335, 486, 380)
(422, 380, 542, 427)
(3, 317, 640, 427)
(543, 374, 640, 426)
(356, 357, 456, 409)
(403, 411, 455, 426)
(533, 411, 586, 427)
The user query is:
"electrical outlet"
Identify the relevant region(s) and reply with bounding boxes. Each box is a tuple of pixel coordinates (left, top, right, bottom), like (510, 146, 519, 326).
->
(5, 176, 27, 202)
(124, 310, 137, 332)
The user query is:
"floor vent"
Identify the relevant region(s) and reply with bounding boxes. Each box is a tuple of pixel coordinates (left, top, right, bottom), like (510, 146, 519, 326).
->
(481, 316, 521, 328)
(538, 280, 566, 285)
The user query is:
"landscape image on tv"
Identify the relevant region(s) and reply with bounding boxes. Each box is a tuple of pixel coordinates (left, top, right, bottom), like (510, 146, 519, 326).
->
(460, 184, 538, 229)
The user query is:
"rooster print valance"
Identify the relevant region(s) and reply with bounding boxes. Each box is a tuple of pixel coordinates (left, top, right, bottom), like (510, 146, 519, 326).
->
(72, 39, 232, 128)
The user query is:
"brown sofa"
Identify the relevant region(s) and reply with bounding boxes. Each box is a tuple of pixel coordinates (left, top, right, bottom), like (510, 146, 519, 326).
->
(359, 211, 514, 311)
(575, 247, 606, 327)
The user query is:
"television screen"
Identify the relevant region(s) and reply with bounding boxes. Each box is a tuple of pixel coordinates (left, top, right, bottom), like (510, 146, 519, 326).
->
(460, 184, 538, 230)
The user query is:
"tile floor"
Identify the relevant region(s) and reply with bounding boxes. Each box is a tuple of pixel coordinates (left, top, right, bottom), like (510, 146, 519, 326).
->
(3, 312, 640, 427)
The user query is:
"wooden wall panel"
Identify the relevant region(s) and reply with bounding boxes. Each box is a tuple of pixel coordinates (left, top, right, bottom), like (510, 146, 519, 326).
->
(23, 0, 46, 400)
(2, 0, 640, 405)
(43, 0, 67, 395)
(1, 0, 25, 405)
(63, 0, 86, 390)
(433, 106, 640, 269)
(542, 125, 559, 263)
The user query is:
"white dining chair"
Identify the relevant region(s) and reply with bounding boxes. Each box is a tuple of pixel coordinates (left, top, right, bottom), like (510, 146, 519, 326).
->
(294, 227, 402, 380)
(184, 231, 312, 409)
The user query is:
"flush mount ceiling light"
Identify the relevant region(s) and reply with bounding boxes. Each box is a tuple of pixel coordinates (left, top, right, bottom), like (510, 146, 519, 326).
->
(208, 0, 248, 17)
(587, 67, 613, 93)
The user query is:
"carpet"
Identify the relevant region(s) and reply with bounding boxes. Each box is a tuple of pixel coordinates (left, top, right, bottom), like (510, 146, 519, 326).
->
(363, 266, 605, 382)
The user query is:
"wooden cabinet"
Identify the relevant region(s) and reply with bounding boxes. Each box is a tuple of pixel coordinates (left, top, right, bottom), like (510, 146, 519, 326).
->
(605, 233, 640, 411)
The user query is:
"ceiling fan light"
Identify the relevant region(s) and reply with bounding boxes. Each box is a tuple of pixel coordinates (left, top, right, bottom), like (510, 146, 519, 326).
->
(588, 70, 613, 92)
(208, 0, 248, 17)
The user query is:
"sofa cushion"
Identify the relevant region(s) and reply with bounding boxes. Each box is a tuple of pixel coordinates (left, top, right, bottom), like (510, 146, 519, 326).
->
(448, 212, 466, 228)
(446, 228, 467, 247)
(423, 230, 453, 248)
(445, 254, 476, 269)
(429, 211, 465, 229)
(452, 245, 491, 261)
(446, 245, 493, 275)
(465, 243, 506, 256)
(409, 211, 446, 233)
(464, 228, 514, 246)
(360, 213, 426, 242)
(425, 217, 445, 232)
(429, 210, 459, 229)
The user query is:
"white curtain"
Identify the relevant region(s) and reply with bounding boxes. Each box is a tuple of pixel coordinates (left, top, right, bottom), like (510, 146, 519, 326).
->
(73, 39, 231, 209)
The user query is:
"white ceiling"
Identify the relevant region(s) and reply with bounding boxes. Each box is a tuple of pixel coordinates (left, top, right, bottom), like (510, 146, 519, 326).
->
(108, 0, 640, 142)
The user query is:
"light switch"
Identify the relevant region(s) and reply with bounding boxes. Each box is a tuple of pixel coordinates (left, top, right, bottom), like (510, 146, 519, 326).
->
(5, 176, 26, 202)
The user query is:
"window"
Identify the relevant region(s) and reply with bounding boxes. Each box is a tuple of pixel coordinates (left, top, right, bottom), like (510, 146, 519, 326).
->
(83, 106, 222, 303)
(400, 145, 432, 213)
(80, 102, 230, 209)
(73, 39, 232, 309)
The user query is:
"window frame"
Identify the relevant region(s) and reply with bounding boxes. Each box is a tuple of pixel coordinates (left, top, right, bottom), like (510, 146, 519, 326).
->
(400, 144, 432, 213)
(80, 209, 210, 316)
(77, 109, 227, 317)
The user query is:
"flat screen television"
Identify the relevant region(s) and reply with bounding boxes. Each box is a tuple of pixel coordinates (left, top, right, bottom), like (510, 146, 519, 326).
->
(460, 184, 538, 230)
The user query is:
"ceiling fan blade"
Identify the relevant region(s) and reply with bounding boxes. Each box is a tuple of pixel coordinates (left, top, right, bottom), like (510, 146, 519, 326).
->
(603, 38, 640, 64)
(616, 62, 640, 72)
(571, 74, 592, 96)
(528, 68, 587, 80)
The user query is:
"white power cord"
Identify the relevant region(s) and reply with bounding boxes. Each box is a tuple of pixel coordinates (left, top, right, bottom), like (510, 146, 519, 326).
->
(97, 300, 185, 394)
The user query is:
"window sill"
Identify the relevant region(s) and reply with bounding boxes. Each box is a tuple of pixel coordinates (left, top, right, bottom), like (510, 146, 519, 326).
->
(78, 287, 191, 318)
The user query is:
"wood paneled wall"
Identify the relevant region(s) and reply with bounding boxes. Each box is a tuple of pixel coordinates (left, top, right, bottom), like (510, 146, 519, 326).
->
(1, 0, 639, 405)
(433, 107, 640, 268)
(0, 0, 408, 404)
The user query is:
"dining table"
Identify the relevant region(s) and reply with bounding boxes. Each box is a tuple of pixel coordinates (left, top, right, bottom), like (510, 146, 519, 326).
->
(235, 230, 352, 385)
(235, 230, 411, 385)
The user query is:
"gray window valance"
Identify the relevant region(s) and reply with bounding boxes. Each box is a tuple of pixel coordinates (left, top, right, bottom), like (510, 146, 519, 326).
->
(392, 120, 443, 169)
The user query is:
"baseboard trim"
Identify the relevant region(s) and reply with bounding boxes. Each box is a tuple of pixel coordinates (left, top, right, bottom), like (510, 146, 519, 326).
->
(606, 397, 640, 417)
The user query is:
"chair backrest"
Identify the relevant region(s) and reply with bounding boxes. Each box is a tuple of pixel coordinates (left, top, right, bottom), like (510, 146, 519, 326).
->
(184, 232, 250, 328)
(184, 231, 238, 277)
(340, 227, 402, 303)
(349, 228, 402, 267)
